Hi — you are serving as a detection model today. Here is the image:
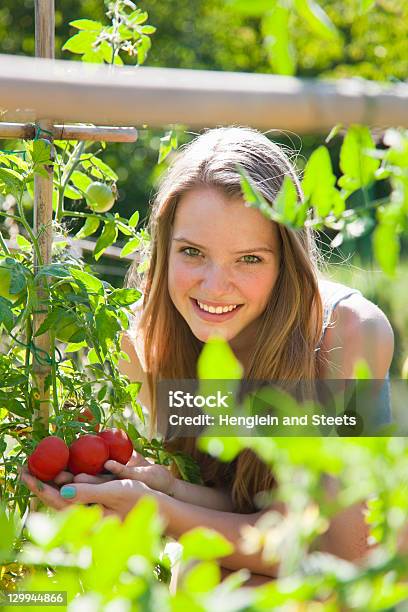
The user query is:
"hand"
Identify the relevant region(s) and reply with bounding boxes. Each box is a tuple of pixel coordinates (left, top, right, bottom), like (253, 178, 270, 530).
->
(50, 452, 149, 487)
(20, 466, 153, 520)
(19, 467, 73, 512)
(101, 452, 175, 496)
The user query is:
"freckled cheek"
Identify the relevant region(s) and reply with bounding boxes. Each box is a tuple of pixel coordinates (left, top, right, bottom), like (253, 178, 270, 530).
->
(238, 270, 276, 309)
(168, 257, 199, 302)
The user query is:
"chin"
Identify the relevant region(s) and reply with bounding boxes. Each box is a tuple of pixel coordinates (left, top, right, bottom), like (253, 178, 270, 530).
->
(191, 324, 237, 344)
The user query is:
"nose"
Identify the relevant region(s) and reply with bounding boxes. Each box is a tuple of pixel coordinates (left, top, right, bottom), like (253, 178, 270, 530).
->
(200, 263, 234, 296)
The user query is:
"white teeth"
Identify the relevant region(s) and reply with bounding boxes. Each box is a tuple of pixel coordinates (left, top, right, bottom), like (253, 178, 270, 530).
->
(196, 300, 239, 314)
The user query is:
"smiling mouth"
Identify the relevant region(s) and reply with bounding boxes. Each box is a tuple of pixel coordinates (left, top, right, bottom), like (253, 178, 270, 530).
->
(192, 298, 243, 315)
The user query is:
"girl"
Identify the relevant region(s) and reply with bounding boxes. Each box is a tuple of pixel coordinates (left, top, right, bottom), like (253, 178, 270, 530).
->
(22, 127, 394, 584)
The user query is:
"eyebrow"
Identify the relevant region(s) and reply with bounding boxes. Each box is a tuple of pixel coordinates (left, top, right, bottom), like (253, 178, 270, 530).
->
(172, 237, 275, 254)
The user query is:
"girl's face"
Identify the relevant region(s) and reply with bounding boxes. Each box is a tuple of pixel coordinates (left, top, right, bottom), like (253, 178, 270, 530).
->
(168, 185, 281, 350)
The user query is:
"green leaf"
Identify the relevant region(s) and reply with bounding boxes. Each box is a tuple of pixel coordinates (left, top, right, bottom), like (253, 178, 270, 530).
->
(197, 337, 243, 380)
(108, 288, 141, 307)
(373, 223, 400, 277)
(129, 10, 149, 25)
(137, 35, 151, 64)
(158, 130, 178, 164)
(180, 528, 234, 562)
(70, 268, 104, 295)
(0, 167, 23, 198)
(325, 123, 343, 143)
(172, 452, 203, 484)
(273, 176, 298, 223)
(302, 146, 337, 217)
(32, 310, 58, 337)
(262, 5, 295, 75)
(94, 221, 118, 261)
(76, 216, 100, 239)
(16, 235, 32, 252)
(339, 125, 380, 193)
(183, 561, 221, 594)
(237, 166, 280, 223)
(352, 359, 373, 379)
(71, 171, 93, 193)
(120, 237, 140, 258)
(62, 31, 98, 54)
(128, 211, 140, 228)
(140, 25, 156, 34)
(226, 0, 273, 16)
(294, 0, 339, 40)
(0, 506, 19, 563)
(69, 19, 103, 33)
(36, 264, 71, 279)
(123, 497, 163, 561)
(0, 395, 29, 418)
(31, 139, 52, 166)
(64, 184, 82, 200)
(95, 305, 121, 357)
(0, 297, 14, 331)
(82, 156, 118, 181)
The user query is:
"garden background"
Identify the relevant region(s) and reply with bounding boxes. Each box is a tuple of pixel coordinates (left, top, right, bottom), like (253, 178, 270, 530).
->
(1, 1, 408, 610)
(1, 0, 407, 375)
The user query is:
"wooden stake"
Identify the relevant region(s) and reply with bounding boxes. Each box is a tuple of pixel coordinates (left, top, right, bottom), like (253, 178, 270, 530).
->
(32, 0, 55, 427)
(0, 123, 138, 142)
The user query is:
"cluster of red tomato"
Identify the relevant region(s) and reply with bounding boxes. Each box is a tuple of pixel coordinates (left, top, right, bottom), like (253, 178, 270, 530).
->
(28, 426, 133, 482)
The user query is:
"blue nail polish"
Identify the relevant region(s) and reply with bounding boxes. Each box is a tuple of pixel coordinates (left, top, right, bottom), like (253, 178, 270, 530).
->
(60, 485, 76, 499)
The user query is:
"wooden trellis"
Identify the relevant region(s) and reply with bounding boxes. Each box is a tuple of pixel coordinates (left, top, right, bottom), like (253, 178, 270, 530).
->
(0, 54, 408, 132)
(0, 0, 138, 427)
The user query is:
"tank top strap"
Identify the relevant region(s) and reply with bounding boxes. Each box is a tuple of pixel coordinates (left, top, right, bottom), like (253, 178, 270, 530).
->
(316, 277, 392, 426)
(317, 278, 363, 349)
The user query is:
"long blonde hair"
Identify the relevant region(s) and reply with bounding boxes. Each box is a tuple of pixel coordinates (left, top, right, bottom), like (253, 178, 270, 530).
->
(127, 127, 325, 512)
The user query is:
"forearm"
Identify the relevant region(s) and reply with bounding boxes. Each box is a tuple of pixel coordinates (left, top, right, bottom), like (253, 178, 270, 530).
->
(318, 501, 372, 561)
(155, 491, 278, 577)
(172, 479, 234, 511)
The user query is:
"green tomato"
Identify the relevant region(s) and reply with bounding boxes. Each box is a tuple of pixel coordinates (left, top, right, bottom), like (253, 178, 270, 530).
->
(0, 259, 25, 304)
(54, 312, 85, 343)
(85, 182, 115, 213)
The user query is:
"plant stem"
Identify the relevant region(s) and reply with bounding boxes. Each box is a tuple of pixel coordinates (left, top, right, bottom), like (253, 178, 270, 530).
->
(16, 185, 43, 266)
(56, 141, 86, 223)
(0, 230, 10, 255)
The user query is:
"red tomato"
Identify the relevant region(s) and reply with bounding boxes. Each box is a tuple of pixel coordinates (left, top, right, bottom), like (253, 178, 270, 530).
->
(68, 434, 109, 476)
(28, 436, 69, 481)
(78, 407, 100, 432)
(98, 429, 133, 465)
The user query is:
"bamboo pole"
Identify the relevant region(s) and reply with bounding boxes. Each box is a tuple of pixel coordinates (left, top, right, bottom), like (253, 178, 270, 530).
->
(0, 54, 408, 132)
(32, 0, 54, 427)
(0, 123, 138, 142)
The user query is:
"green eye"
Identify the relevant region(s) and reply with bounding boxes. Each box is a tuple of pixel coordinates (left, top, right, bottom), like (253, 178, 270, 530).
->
(182, 247, 201, 257)
(241, 254, 261, 264)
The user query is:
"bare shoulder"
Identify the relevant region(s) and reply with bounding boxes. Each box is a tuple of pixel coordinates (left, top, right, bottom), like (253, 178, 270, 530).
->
(320, 293, 394, 379)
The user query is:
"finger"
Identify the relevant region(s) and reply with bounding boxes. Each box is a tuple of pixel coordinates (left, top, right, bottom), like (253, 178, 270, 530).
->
(127, 451, 150, 468)
(54, 471, 74, 486)
(20, 469, 71, 511)
(59, 481, 116, 505)
(74, 473, 116, 484)
(104, 460, 131, 477)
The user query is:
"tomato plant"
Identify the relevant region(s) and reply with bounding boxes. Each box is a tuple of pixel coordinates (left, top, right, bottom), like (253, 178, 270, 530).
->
(85, 181, 116, 213)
